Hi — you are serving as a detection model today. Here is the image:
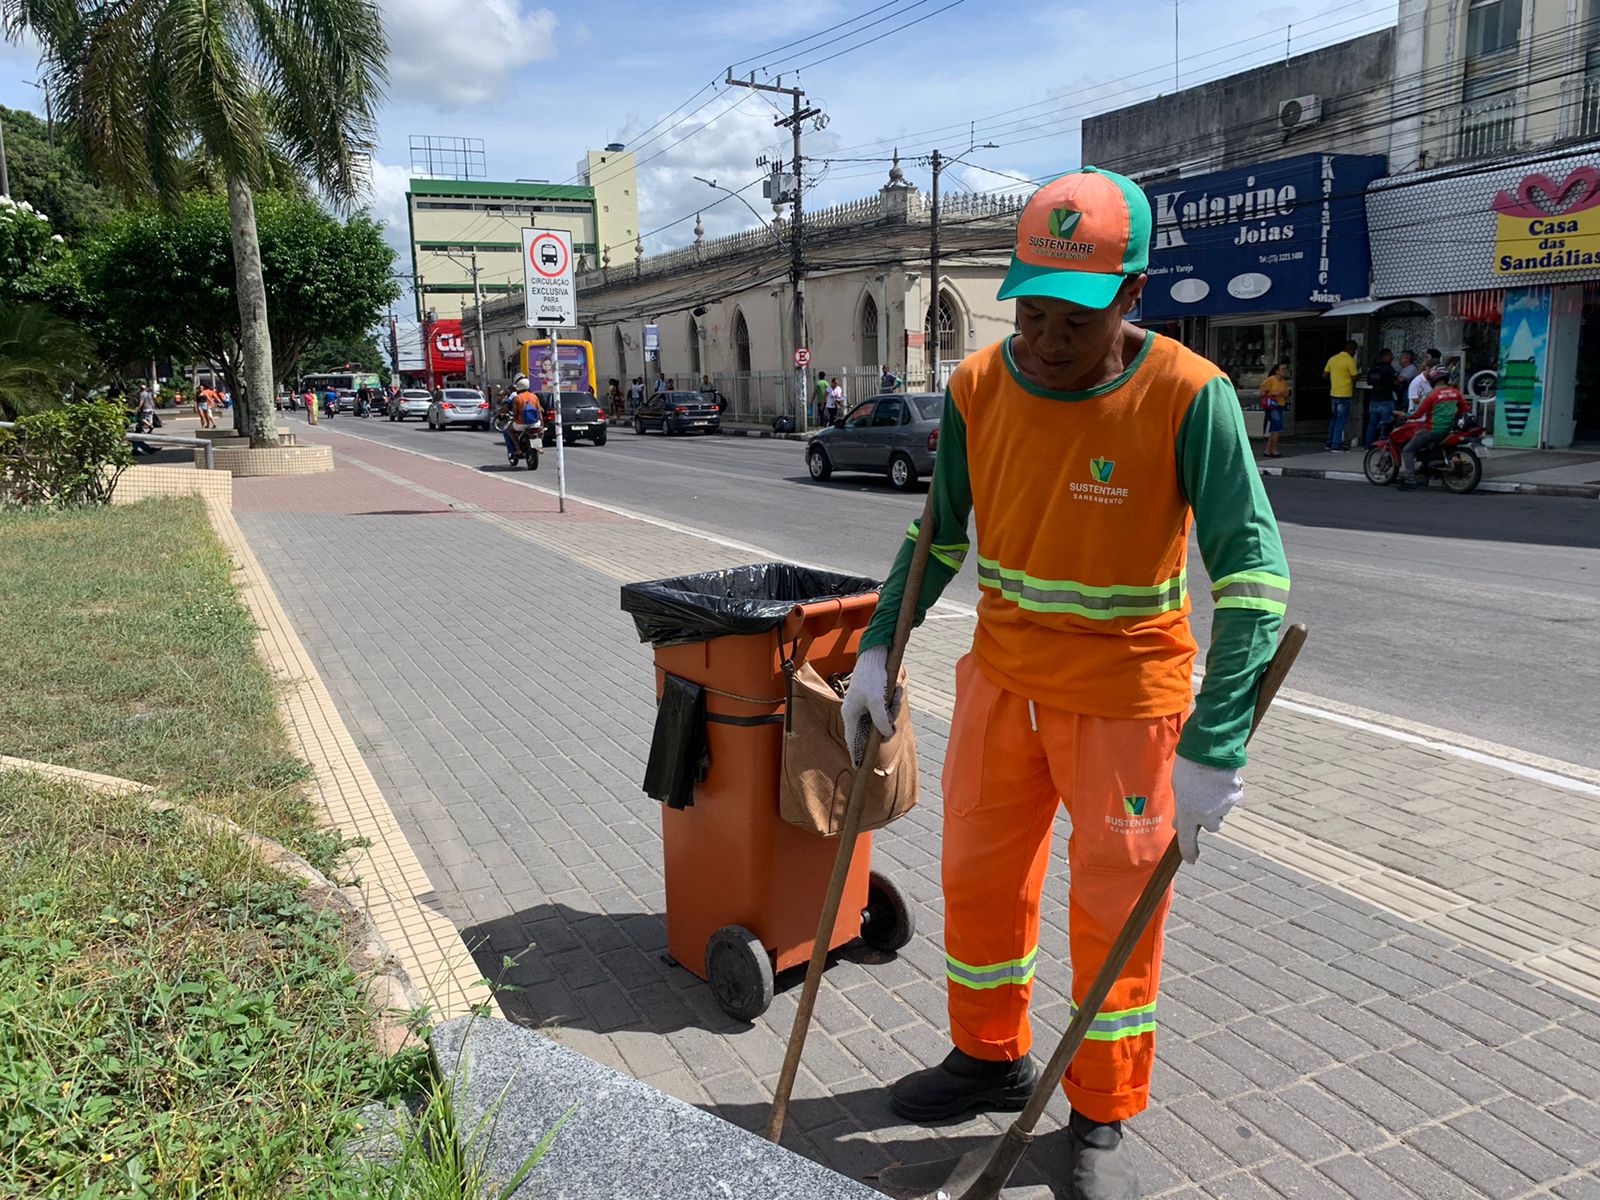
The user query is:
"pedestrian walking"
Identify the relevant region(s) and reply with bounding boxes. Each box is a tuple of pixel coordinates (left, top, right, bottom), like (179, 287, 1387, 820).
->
(1259, 360, 1289, 457)
(825, 376, 844, 426)
(1364, 348, 1400, 448)
(1322, 339, 1359, 450)
(841, 167, 1289, 1200)
(627, 377, 645, 411)
(196, 385, 216, 429)
(607, 378, 624, 416)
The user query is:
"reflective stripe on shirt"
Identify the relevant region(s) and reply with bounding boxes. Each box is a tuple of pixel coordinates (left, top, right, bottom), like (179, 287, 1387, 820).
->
(976, 558, 1187, 619)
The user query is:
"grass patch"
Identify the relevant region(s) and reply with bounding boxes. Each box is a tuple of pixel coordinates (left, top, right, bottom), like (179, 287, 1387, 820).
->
(0, 771, 427, 1197)
(0, 498, 320, 860)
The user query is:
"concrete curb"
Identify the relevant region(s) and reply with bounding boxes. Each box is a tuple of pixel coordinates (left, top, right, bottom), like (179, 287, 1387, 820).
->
(431, 1016, 885, 1199)
(1258, 463, 1600, 498)
(718, 424, 808, 441)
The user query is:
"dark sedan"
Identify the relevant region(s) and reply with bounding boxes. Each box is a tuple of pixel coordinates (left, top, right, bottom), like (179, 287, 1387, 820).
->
(805, 392, 941, 490)
(541, 392, 608, 446)
(634, 391, 721, 436)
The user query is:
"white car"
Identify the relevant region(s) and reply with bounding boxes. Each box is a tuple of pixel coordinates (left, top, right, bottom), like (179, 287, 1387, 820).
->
(390, 388, 433, 422)
(426, 388, 490, 431)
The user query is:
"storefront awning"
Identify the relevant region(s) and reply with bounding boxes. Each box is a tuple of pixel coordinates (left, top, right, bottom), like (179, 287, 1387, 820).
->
(1321, 297, 1436, 319)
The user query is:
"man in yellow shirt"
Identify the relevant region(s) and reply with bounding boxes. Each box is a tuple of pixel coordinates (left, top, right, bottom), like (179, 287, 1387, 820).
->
(1322, 340, 1359, 451)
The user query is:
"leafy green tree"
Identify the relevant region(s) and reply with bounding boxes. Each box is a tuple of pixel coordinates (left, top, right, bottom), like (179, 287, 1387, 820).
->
(7, 0, 388, 448)
(81, 192, 397, 399)
(297, 331, 389, 382)
(0, 300, 103, 421)
(0, 104, 116, 241)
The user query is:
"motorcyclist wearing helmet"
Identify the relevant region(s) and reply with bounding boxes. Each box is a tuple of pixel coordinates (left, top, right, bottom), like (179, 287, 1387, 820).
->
(502, 375, 541, 464)
(1399, 366, 1470, 490)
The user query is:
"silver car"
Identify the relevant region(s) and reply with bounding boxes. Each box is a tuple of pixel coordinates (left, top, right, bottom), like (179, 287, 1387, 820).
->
(390, 388, 433, 422)
(805, 392, 942, 491)
(426, 387, 490, 431)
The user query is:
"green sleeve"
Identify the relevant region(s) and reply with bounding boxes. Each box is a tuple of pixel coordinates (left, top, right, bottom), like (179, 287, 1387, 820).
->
(1175, 377, 1291, 770)
(860, 389, 974, 651)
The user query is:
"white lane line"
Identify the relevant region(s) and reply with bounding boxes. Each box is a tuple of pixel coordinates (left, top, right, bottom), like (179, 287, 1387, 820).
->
(318, 422, 1596, 793)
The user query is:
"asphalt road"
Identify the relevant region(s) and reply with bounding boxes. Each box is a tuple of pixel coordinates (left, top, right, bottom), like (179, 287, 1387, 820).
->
(327, 414, 1600, 770)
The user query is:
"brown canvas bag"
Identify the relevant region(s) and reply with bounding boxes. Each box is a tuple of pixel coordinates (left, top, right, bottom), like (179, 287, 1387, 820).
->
(779, 660, 918, 837)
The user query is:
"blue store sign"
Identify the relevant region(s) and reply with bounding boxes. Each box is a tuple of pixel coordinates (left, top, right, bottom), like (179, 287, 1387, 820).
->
(1140, 153, 1385, 322)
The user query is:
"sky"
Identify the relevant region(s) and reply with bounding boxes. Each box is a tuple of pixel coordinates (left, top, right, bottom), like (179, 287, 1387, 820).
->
(0, 0, 1399, 343)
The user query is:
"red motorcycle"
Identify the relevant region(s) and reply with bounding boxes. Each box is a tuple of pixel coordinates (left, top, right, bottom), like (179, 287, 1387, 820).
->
(1363, 408, 1487, 494)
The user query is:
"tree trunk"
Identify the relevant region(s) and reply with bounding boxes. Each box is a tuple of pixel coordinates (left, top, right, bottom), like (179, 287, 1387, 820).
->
(225, 174, 279, 448)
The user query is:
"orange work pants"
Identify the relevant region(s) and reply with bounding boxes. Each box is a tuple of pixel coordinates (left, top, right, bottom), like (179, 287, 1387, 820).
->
(942, 655, 1179, 1123)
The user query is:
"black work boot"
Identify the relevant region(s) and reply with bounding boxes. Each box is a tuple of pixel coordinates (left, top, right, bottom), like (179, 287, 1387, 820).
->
(889, 1047, 1037, 1122)
(1068, 1109, 1136, 1200)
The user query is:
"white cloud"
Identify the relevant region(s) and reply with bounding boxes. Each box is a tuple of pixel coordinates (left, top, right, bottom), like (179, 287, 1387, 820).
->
(630, 97, 795, 250)
(382, 0, 558, 108)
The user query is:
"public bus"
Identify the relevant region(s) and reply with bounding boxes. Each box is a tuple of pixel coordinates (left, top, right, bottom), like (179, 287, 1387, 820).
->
(300, 370, 382, 411)
(519, 339, 597, 395)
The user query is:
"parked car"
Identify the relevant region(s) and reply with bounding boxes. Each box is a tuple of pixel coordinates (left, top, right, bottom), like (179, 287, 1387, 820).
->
(390, 388, 433, 422)
(634, 390, 721, 436)
(426, 387, 491, 430)
(805, 392, 942, 491)
(541, 392, 608, 446)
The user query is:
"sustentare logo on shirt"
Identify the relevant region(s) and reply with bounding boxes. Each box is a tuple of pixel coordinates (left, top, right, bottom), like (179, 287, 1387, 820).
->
(1070, 457, 1130, 504)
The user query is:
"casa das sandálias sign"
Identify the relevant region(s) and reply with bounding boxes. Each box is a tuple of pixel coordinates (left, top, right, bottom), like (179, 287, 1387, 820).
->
(1493, 167, 1600, 274)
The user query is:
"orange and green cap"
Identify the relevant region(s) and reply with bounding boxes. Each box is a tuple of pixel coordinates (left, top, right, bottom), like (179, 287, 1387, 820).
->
(997, 167, 1151, 310)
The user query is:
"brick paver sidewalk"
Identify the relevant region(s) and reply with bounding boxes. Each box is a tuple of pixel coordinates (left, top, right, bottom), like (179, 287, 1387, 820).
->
(233, 426, 1600, 1199)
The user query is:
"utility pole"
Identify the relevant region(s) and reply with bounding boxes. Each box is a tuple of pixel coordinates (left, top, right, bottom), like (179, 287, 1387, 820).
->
(470, 250, 489, 395)
(924, 139, 995, 389)
(0, 119, 10, 198)
(926, 148, 942, 391)
(725, 70, 820, 430)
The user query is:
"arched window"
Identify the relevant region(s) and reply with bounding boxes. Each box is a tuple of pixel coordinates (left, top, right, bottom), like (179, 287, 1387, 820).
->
(614, 327, 627, 379)
(859, 294, 879, 367)
(688, 316, 702, 376)
(733, 309, 752, 373)
(937, 290, 961, 364)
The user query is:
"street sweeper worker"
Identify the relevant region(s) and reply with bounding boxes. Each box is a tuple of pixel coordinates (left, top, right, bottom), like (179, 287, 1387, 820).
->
(843, 166, 1289, 1200)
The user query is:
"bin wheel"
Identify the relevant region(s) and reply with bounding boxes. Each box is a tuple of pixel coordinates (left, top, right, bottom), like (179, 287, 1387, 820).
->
(705, 925, 774, 1021)
(860, 871, 916, 953)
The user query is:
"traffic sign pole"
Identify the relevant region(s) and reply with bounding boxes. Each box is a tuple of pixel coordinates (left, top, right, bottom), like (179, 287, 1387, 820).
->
(522, 228, 576, 515)
(549, 327, 565, 514)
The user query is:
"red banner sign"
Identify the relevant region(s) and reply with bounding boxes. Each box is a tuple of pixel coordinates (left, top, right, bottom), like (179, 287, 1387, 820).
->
(428, 318, 466, 377)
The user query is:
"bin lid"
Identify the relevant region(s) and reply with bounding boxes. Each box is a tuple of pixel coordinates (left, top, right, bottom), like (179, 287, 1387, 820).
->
(620, 563, 881, 648)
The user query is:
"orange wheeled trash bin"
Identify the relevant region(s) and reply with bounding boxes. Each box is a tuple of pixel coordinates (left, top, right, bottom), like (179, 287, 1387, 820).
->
(621, 565, 915, 1020)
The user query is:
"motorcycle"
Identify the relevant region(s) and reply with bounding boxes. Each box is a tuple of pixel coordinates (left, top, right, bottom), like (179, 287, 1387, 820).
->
(321, 396, 338, 419)
(1363, 409, 1486, 494)
(494, 408, 542, 471)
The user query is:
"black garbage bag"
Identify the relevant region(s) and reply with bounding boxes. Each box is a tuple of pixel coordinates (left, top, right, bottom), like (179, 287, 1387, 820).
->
(644, 674, 709, 809)
(620, 563, 881, 648)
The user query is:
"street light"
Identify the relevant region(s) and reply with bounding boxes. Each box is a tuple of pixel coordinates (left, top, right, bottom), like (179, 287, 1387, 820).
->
(693, 176, 785, 248)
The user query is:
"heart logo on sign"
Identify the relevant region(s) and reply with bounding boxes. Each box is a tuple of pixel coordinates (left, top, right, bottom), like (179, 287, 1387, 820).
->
(1491, 167, 1600, 218)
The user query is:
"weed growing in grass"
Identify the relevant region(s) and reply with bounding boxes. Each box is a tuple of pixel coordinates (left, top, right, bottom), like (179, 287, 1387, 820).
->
(0, 499, 325, 858)
(0, 773, 414, 1197)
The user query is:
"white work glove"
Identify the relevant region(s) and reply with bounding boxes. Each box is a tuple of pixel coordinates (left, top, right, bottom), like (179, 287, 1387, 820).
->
(1172, 756, 1244, 864)
(841, 644, 900, 768)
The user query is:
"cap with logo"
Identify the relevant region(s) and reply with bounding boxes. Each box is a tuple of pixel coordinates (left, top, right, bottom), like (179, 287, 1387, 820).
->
(997, 167, 1152, 311)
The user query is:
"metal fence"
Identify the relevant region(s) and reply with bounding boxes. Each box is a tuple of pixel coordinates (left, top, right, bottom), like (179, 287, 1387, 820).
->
(1456, 93, 1518, 160)
(1581, 74, 1600, 140)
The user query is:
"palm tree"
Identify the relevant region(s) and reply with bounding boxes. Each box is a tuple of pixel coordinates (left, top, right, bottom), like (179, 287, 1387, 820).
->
(5, 0, 387, 448)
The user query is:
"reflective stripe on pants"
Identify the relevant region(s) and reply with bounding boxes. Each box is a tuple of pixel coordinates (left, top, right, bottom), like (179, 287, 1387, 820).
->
(941, 654, 1179, 1124)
